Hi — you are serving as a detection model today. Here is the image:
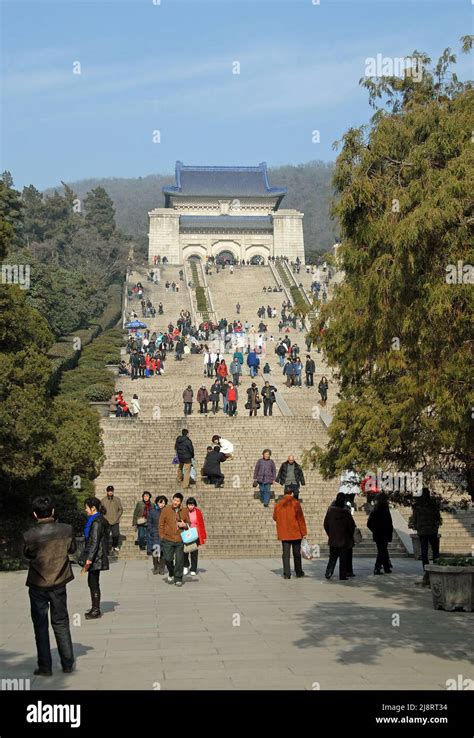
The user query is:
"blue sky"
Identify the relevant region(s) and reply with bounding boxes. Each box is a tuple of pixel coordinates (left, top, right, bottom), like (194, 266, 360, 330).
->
(1, 0, 471, 190)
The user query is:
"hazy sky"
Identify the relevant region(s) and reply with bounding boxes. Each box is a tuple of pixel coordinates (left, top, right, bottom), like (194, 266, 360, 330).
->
(1, 0, 471, 190)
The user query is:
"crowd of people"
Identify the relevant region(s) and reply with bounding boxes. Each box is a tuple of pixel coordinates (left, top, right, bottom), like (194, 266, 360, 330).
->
(22, 481, 442, 674)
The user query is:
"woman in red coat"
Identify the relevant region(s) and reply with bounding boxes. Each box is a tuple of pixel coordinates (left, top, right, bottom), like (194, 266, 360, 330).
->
(183, 497, 207, 576)
(217, 360, 228, 379)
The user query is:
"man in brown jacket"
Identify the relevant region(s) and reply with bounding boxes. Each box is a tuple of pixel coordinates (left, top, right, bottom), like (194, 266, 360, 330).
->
(159, 493, 191, 586)
(273, 488, 307, 579)
(101, 485, 123, 552)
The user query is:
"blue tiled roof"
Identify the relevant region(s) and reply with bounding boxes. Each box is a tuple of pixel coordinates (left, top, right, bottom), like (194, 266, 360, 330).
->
(180, 215, 273, 231)
(164, 162, 287, 206)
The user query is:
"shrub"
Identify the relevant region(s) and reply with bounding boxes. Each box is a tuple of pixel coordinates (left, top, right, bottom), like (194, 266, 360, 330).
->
(85, 383, 114, 402)
(434, 557, 474, 567)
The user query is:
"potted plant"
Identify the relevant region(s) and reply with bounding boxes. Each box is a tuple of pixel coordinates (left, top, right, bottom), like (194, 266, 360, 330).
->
(86, 384, 114, 417)
(425, 558, 474, 612)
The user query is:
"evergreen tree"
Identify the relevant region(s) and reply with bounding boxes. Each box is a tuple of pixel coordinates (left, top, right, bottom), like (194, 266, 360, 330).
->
(0, 172, 23, 254)
(21, 185, 46, 243)
(84, 186, 116, 238)
(309, 42, 474, 501)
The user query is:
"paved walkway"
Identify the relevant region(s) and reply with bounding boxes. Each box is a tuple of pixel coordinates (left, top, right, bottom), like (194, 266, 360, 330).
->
(1, 559, 472, 691)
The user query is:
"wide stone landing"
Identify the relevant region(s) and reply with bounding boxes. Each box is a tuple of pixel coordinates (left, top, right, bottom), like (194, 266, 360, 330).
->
(1, 560, 471, 691)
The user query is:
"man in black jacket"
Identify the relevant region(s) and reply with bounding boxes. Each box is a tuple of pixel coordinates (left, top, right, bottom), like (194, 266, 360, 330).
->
(276, 455, 306, 500)
(323, 493, 356, 580)
(130, 349, 140, 380)
(23, 496, 76, 676)
(261, 381, 277, 416)
(202, 446, 227, 487)
(305, 355, 316, 387)
(175, 428, 195, 489)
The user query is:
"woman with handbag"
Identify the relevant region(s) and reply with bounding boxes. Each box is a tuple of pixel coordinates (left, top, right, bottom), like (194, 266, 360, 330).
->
(246, 383, 261, 417)
(132, 491, 152, 551)
(183, 497, 207, 576)
(81, 497, 110, 619)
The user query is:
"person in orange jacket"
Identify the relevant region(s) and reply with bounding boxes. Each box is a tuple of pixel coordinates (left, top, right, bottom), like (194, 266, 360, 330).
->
(273, 488, 307, 579)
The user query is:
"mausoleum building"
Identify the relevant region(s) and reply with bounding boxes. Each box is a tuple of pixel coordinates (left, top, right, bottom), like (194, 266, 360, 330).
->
(148, 162, 304, 264)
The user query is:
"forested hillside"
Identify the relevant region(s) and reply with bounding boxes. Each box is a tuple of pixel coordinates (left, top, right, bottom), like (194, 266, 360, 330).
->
(45, 160, 339, 256)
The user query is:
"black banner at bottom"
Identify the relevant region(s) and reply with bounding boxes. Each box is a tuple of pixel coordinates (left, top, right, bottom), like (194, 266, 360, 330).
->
(0, 689, 472, 736)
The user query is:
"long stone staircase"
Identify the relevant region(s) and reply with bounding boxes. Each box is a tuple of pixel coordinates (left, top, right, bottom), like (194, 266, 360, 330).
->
(96, 263, 473, 559)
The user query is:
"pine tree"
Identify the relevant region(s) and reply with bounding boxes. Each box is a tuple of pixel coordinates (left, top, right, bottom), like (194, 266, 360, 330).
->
(309, 42, 474, 501)
(84, 186, 116, 238)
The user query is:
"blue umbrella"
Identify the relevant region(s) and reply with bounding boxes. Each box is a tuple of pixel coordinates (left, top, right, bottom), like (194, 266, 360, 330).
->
(126, 320, 147, 329)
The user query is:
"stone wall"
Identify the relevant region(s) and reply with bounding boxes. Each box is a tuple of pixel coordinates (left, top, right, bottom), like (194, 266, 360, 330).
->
(148, 208, 180, 263)
(273, 210, 305, 263)
(149, 205, 305, 264)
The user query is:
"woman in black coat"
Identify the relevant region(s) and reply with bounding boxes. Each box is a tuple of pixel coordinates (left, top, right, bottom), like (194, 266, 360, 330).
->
(82, 497, 110, 619)
(367, 492, 393, 574)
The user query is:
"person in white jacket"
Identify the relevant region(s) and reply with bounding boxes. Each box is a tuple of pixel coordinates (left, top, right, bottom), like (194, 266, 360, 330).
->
(211, 434, 234, 459)
(130, 394, 141, 418)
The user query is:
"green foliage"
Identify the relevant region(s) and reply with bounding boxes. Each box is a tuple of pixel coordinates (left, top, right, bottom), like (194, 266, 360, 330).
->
(275, 260, 310, 316)
(57, 327, 122, 403)
(84, 186, 116, 238)
(310, 44, 474, 500)
(289, 285, 311, 316)
(47, 284, 123, 392)
(0, 557, 26, 571)
(0, 172, 23, 257)
(190, 261, 210, 316)
(85, 384, 115, 402)
(0, 291, 105, 554)
(0, 175, 107, 557)
(434, 557, 474, 567)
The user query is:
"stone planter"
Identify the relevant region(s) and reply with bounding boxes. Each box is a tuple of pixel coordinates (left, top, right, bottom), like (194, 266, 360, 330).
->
(425, 565, 474, 612)
(106, 364, 120, 375)
(410, 533, 441, 561)
(89, 401, 111, 418)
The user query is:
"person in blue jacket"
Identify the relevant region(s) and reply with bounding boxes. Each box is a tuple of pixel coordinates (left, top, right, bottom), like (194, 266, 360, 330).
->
(247, 349, 260, 378)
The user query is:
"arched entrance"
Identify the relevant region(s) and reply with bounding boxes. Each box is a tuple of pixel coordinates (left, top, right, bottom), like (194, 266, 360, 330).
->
(187, 254, 201, 262)
(250, 254, 265, 265)
(216, 250, 236, 265)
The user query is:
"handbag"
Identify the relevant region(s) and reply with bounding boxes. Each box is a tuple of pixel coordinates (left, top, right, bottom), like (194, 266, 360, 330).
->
(184, 541, 199, 553)
(181, 527, 199, 544)
(353, 527, 363, 545)
(136, 516, 147, 526)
